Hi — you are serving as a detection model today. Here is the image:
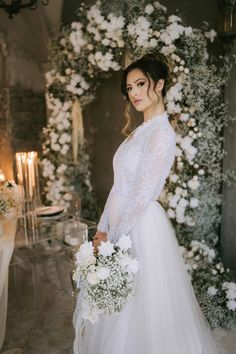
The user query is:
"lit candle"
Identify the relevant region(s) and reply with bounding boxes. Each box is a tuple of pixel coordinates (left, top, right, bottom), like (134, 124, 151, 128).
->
(15, 151, 39, 205)
(31, 152, 37, 187)
(0, 169, 5, 183)
(27, 156, 33, 198)
(17, 155, 23, 184)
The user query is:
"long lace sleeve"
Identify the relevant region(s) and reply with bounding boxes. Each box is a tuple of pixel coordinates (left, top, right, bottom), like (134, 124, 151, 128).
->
(108, 124, 176, 243)
(97, 184, 114, 233)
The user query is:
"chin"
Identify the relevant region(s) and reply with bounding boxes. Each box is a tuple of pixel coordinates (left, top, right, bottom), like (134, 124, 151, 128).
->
(133, 103, 146, 112)
(135, 106, 144, 112)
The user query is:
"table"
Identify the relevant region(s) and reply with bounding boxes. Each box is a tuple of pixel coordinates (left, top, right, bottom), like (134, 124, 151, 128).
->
(14, 214, 97, 248)
(0, 218, 17, 351)
(10, 214, 97, 322)
(1, 214, 96, 350)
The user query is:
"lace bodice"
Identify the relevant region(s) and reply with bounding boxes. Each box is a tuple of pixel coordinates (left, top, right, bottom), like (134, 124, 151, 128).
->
(97, 111, 176, 243)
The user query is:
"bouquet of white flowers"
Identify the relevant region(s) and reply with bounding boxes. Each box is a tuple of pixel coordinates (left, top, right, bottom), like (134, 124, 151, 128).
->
(73, 234, 139, 324)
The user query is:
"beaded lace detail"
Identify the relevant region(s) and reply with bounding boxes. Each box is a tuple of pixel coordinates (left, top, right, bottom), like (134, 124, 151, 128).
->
(97, 111, 176, 243)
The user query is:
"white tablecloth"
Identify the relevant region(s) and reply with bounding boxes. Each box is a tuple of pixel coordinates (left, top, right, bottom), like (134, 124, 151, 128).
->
(0, 218, 17, 351)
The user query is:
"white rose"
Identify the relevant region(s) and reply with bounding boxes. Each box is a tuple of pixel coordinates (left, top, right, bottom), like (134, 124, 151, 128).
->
(207, 286, 218, 296)
(87, 272, 100, 285)
(169, 195, 179, 208)
(60, 38, 67, 47)
(226, 300, 236, 311)
(119, 254, 132, 271)
(169, 174, 179, 183)
(184, 26, 193, 36)
(175, 187, 183, 195)
(116, 234, 132, 251)
(77, 254, 96, 267)
(87, 43, 94, 50)
(187, 251, 194, 258)
(97, 267, 110, 280)
(181, 190, 188, 197)
(190, 198, 199, 208)
(127, 258, 139, 274)
(77, 241, 94, 258)
(65, 68, 72, 75)
(167, 208, 175, 218)
(154, 30, 160, 38)
(98, 240, 115, 257)
(188, 179, 200, 190)
(145, 4, 154, 14)
(63, 193, 72, 201)
(208, 249, 216, 261)
(101, 38, 110, 46)
(205, 29, 217, 43)
(51, 144, 60, 151)
(189, 106, 196, 114)
(60, 144, 69, 156)
(178, 198, 188, 207)
(177, 162, 183, 171)
(198, 169, 205, 175)
(149, 38, 158, 47)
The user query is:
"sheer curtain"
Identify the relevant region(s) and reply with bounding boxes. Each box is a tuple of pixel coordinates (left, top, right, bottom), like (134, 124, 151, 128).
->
(0, 219, 17, 350)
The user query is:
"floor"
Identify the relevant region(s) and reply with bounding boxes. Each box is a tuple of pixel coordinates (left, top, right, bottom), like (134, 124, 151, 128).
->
(1, 241, 236, 354)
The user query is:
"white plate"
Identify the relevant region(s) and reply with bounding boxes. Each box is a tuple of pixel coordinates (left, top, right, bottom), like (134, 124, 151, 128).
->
(36, 206, 64, 217)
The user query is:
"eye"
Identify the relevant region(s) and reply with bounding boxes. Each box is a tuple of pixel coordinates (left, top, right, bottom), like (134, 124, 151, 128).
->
(137, 81, 145, 87)
(126, 86, 132, 92)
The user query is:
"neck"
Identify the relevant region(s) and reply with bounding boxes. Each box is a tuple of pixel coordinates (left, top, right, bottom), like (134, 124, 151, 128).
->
(143, 102, 165, 122)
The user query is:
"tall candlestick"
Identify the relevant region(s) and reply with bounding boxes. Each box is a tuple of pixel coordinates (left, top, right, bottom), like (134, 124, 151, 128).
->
(27, 157, 33, 198)
(15, 151, 40, 205)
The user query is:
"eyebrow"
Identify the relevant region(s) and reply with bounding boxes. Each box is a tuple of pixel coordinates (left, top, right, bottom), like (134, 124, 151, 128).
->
(126, 77, 147, 86)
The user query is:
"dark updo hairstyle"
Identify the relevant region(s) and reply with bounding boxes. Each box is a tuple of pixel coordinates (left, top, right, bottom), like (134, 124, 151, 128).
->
(120, 52, 171, 136)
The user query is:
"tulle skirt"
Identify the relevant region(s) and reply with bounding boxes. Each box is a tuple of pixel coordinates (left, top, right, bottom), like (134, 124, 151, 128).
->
(73, 192, 220, 354)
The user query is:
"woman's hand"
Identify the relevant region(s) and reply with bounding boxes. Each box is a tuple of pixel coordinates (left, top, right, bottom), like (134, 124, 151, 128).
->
(92, 231, 108, 252)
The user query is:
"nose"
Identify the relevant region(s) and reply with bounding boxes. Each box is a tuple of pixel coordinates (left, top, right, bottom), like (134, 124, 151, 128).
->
(130, 88, 138, 98)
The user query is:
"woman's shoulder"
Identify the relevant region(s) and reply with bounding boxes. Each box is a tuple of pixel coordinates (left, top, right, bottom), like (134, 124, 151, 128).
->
(150, 118, 176, 142)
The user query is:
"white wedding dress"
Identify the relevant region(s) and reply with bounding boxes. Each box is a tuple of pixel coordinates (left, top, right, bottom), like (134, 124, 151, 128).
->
(73, 111, 220, 354)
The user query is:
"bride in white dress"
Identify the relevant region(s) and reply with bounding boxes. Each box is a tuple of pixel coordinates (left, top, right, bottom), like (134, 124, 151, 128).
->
(73, 53, 220, 354)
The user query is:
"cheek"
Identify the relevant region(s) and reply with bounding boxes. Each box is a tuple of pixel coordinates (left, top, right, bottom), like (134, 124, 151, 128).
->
(142, 86, 153, 103)
(140, 85, 149, 98)
(127, 92, 132, 101)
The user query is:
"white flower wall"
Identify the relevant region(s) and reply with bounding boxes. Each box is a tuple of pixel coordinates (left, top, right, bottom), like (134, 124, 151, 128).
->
(41, 0, 236, 327)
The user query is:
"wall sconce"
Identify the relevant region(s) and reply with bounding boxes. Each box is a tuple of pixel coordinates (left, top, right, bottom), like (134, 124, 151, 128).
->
(0, 0, 49, 19)
(218, 0, 236, 41)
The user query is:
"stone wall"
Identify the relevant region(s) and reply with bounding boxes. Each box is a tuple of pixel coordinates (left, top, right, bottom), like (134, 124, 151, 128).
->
(221, 41, 236, 275)
(9, 87, 46, 153)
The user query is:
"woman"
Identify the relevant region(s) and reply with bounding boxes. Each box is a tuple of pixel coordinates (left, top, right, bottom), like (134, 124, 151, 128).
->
(73, 53, 220, 354)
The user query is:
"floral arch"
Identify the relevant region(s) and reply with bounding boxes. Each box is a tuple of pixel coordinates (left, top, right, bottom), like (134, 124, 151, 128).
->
(42, 0, 236, 327)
